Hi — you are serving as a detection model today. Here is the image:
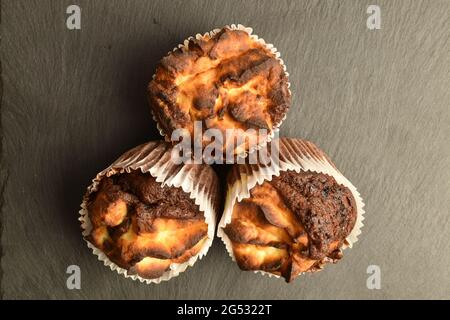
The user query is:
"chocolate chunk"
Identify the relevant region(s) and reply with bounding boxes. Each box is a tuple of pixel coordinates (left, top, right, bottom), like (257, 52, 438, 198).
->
(108, 217, 132, 241)
(192, 85, 219, 117)
(228, 103, 248, 122)
(229, 102, 269, 129)
(245, 116, 270, 130)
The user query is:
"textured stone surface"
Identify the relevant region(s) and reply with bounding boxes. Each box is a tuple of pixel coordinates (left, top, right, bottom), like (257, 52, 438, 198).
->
(1, 0, 449, 299)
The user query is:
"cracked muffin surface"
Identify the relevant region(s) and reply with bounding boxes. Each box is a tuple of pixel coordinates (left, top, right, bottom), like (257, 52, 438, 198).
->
(224, 170, 357, 282)
(86, 171, 207, 279)
(148, 27, 291, 156)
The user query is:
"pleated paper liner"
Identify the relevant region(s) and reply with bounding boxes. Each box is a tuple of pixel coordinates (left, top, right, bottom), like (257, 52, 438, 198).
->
(149, 24, 291, 160)
(79, 141, 220, 284)
(217, 137, 365, 279)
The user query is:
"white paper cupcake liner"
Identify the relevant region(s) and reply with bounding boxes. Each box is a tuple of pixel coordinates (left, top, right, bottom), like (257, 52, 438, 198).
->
(79, 141, 220, 284)
(149, 23, 291, 160)
(217, 137, 365, 279)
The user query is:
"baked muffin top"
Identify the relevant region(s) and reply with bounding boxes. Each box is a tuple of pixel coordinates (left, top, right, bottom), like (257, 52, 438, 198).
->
(225, 170, 357, 282)
(148, 27, 291, 155)
(86, 171, 207, 279)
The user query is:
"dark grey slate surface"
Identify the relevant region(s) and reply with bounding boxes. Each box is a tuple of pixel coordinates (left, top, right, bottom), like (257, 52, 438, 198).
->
(1, 0, 449, 299)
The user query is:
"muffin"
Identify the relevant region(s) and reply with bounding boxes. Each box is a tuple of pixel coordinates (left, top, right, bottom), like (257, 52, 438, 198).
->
(80, 141, 220, 283)
(148, 25, 291, 158)
(217, 138, 364, 282)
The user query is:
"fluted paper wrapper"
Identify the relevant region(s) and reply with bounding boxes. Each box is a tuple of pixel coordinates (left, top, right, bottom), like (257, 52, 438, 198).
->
(149, 24, 290, 159)
(79, 141, 219, 284)
(217, 138, 365, 279)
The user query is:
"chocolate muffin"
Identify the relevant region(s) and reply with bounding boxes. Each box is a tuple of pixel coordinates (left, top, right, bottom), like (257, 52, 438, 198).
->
(148, 26, 291, 157)
(224, 170, 357, 282)
(218, 138, 364, 282)
(80, 141, 220, 283)
(86, 171, 208, 279)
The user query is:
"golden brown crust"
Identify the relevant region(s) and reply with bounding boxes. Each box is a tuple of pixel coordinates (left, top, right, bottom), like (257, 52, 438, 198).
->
(128, 237, 208, 279)
(224, 170, 357, 282)
(148, 28, 291, 155)
(86, 171, 208, 279)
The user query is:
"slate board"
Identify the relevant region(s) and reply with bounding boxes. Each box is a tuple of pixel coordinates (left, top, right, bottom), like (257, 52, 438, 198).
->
(1, 0, 450, 299)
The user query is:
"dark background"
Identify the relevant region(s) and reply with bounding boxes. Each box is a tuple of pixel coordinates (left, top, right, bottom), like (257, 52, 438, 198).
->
(1, 0, 449, 299)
